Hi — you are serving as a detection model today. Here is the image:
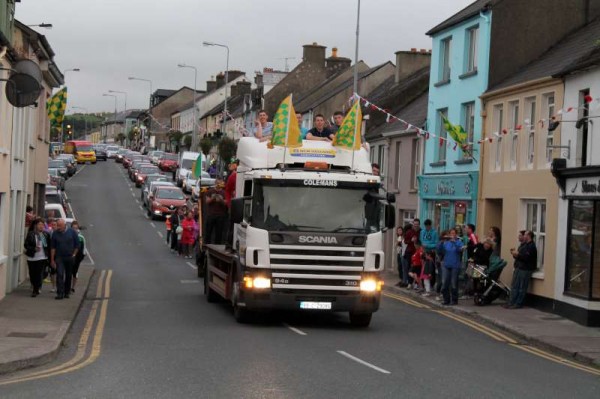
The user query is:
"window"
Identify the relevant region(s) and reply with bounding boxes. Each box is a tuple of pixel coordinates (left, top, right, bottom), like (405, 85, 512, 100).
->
(410, 138, 420, 190)
(378, 145, 386, 178)
(545, 94, 555, 163)
(494, 105, 503, 170)
(526, 98, 536, 166)
(436, 109, 448, 163)
(403, 210, 416, 226)
(525, 200, 546, 272)
(394, 141, 401, 191)
(509, 101, 519, 168)
(466, 26, 479, 73)
(440, 37, 452, 82)
(461, 102, 475, 159)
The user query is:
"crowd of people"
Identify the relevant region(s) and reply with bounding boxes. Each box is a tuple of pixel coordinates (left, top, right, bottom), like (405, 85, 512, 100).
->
(252, 109, 344, 142)
(395, 218, 537, 308)
(24, 214, 86, 300)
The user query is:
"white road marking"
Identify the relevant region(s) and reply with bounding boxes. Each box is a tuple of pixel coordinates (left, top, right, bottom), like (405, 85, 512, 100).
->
(138, 205, 143, 211)
(186, 262, 198, 270)
(135, 199, 140, 204)
(157, 231, 163, 238)
(336, 351, 391, 375)
(180, 279, 200, 284)
(150, 222, 156, 228)
(84, 250, 96, 265)
(129, 187, 133, 192)
(144, 214, 150, 219)
(131, 192, 135, 197)
(283, 323, 307, 336)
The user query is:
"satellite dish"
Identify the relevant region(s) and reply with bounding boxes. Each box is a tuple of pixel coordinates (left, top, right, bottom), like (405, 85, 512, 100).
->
(5, 59, 43, 107)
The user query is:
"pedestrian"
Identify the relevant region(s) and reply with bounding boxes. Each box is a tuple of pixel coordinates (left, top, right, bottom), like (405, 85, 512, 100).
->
(395, 226, 407, 287)
(469, 238, 494, 296)
(504, 230, 537, 309)
(420, 219, 439, 253)
(488, 226, 502, 256)
(205, 177, 228, 244)
(24, 218, 50, 297)
(70, 220, 86, 294)
(50, 219, 79, 300)
(402, 222, 418, 287)
(180, 211, 196, 259)
(45, 218, 58, 292)
(408, 240, 424, 291)
(421, 251, 435, 297)
(306, 114, 334, 141)
(253, 110, 274, 140)
(170, 208, 184, 254)
(165, 216, 172, 244)
(466, 223, 479, 260)
(25, 205, 35, 230)
(437, 228, 464, 305)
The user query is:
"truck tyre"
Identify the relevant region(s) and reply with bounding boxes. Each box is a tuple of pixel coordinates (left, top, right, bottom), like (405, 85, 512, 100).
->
(204, 270, 219, 303)
(349, 312, 372, 328)
(232, 281, 253, 323)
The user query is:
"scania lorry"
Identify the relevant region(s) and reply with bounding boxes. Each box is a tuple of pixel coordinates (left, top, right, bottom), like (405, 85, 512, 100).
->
(202, 138, 395, 327)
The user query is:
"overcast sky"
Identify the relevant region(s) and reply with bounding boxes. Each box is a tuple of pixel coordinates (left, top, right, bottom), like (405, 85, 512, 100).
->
(16, 0, 473, 113)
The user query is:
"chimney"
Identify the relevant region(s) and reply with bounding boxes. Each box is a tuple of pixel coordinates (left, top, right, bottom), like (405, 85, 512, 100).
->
(302, 42, 326, 64)
(237, 81, 252, 96)
(226, 70, 246, 83)
(395, 48, 431, 83)
(326, 47, 352, 77)
(230, 83, 239, 97)
(254, 72, 263, 88)
(216, 72, 225, 89)
(206, 77, 217, 92)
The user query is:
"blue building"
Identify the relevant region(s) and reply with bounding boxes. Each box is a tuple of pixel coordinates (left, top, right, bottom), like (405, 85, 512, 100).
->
(418, 4, 491, 230)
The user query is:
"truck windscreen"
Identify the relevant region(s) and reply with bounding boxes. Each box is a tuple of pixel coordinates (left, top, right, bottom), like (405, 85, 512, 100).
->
(252, 180, 383, 233)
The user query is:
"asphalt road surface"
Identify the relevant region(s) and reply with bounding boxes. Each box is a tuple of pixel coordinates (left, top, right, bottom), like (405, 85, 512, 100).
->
(1, 161, 599, 398)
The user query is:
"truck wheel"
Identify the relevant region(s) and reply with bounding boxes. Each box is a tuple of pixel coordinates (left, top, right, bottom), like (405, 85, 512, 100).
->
(204, 272, 219, 303)
(232, 281, 253, 323)
(349, 312, 372, 328)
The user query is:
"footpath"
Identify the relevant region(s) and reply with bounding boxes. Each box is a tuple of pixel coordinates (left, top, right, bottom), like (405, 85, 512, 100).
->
(382, 271, 600, 367)
(0, 265, 94, 374)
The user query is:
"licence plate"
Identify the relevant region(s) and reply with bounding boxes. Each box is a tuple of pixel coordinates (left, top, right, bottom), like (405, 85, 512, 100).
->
(300, 301, 332, 310)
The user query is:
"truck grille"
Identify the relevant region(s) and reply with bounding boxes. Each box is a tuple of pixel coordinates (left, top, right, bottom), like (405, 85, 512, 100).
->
(268, 244, 365, 292)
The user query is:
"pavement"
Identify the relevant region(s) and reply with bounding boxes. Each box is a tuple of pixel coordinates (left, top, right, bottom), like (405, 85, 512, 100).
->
(382, 271, 600, 367)
(0, 265, 94, 374)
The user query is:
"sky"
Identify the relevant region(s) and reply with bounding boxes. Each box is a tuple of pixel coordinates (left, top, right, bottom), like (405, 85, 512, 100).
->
(16, 0, 473, 114)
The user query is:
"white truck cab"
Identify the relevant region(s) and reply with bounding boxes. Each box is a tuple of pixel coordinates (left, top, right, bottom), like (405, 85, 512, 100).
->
(176, 151, 205, 187)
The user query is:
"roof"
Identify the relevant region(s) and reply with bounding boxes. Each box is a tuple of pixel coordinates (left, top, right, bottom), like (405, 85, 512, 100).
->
(200, 94, 246, 120)
(427, 0, 497, 36)
(104, 109, 144, 124)
(366, 91, 429, 140)
(153, 89, 177, 98)
(490, 18, 600, 91)
(295, 62, 393, 113)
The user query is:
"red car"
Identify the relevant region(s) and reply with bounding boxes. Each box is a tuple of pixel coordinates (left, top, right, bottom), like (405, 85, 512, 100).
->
(135, 165, 161, 187)
(158, 153, 178, 172)
(148, 187, 187, 220)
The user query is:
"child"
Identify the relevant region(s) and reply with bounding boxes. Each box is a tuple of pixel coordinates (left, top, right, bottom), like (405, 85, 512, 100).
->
(421, 251, 435, 296)
(408, 240, 424, 291)
(165, 216, 172, 245)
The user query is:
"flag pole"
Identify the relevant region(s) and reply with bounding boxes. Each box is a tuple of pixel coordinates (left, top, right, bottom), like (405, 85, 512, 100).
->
(351, 98, 358, 173)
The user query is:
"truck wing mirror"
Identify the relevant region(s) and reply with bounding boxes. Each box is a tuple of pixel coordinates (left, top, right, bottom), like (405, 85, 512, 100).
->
(385, 204, 396, 229)
(231, 198, 245, 224)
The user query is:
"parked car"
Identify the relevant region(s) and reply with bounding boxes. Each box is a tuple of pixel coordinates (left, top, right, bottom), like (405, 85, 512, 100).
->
(176, 151, 204, 187)
(47, 169, 65, 190)
(45, 186, 68, 212)
(123, 154, 142, 169)
(158, 153, 178, 173)
(49, 159, 69, 179)
(56, 154, 77, 176)
(44, 203, 73, 225)
(94, 145, 108, 161)
(115, 148, 128, 163)
(129, 160, 153, 181)
(144, 181, 175, 209)
(135, 165, 161, 187)
(141, 174, 169, 203)
(106, 145, 120, 158)
(149, 150, 164, 165)
(191, 171, 217, 201)
(148, 187, 187, 220)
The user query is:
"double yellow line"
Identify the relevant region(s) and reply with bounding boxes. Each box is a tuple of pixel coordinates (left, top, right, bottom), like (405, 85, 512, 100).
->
(384, 290, 600, 377)
(0, 270, 112, 385)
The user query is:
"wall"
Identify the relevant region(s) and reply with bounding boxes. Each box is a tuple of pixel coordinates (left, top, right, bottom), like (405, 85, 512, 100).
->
(479, 79, 563, 300)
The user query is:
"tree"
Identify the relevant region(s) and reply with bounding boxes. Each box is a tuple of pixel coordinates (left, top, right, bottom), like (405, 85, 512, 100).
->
(127, 128, 136, 142)
(199, 136, 213, 157)
(115, 133, 126, 146)
(167, 130, 183, 152)
(183, 134, 192, 148)
(217, 137, 237, 166)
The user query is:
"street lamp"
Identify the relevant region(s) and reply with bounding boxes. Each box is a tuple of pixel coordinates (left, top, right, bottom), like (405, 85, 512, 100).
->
(103, 94, 118, 144)
(178, 63, 198, 149)
(129, 77, 153, 146)
(72, 106, 88, 138)
(203, 41, 230, 135)
(27, 23, 52, 29)
(108, 90, 128, 112)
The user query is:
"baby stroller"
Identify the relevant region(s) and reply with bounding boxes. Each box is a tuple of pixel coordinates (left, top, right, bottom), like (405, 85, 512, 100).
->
(467, 255, 510, 306)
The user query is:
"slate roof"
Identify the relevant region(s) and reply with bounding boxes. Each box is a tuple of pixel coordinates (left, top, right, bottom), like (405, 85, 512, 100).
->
(489, 18, 600, 91)
(200, 94, 246, 120)
(367, 91, 429, 140)
(427, 0, 498, 36)
(153, 89, 177, 98)
(104, 109, 144, 124)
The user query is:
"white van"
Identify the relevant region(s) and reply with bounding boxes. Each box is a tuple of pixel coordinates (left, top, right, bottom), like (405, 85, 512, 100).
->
(175, 151, 205, 187)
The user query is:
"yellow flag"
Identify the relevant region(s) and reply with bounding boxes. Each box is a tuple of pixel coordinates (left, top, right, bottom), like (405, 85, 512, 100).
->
(332, 100, 362, 150)
(270, 94, 302, 148)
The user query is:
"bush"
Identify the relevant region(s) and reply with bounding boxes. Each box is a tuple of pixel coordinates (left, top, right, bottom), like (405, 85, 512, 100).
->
(217, 137, 237, 166)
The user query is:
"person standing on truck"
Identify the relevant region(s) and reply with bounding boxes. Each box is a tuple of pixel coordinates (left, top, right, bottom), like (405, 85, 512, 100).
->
(253, 110, 273, 140)
(205, 178, 228, 244)
(330, 111, 344, 134)
(306, 114, 334, 141)
(224, 160, 238, 248)
(296, 112, 309, 139)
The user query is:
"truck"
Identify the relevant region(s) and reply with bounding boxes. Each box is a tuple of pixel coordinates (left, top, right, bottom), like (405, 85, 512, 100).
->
(175, 151, 205, 187)
(201, 138, 395, 327)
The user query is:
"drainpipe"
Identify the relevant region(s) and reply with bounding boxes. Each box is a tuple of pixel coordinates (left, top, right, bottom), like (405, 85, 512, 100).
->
(480, 9, 490, 24)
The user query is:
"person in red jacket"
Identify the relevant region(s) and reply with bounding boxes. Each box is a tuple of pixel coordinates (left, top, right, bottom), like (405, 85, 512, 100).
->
(180, 211, 196, 259)
(224, 159, 238, 209)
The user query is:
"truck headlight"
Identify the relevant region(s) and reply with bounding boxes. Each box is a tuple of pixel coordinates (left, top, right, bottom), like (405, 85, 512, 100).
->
(360, 280, 383, 292)
(244, 276, 271, 289)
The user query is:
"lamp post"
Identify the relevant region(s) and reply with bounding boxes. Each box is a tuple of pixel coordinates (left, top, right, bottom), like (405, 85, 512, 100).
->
(352, 0, 361, 98)
(71, 106, 88, 138)
(177, 63, 198, 149)
(108, 90, 127, 113)
(203, 41, 230, 135)
(129, 76, 153, 146)
(103, 94, 118, 144)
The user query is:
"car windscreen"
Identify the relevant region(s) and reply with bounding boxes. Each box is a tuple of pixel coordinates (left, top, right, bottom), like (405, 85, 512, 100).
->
(49, 160, 65, 168)
(76, 145, 93, 152)
(107, 146, 119, 151)
(140, 167, 159, 174)
(48, 169, 59, 176)
(161, 154, 178, 161)
(252, 179, 383, 233)
(181, 159, 194, 169)
(45, 193, 61, 203)
(156, 189, 185, 200)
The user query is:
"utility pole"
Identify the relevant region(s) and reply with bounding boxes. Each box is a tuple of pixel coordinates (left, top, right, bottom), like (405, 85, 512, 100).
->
(353, 0, 361, 98)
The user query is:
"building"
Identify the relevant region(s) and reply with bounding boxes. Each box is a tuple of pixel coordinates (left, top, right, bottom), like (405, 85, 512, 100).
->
(0, 16, 63, 299)
(420, 0, 596, 231)
(100, 109, 143, 143)
(550, 19, 600, 326)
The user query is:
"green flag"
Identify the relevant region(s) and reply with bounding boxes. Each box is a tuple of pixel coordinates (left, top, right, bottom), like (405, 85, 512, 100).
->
(192, 153, 202, 178)
(47, 87, 68, 128)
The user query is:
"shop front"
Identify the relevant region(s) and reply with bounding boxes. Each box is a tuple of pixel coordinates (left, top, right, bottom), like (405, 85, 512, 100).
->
(418, 172, 479, 232)
(552, 163, 600, 326)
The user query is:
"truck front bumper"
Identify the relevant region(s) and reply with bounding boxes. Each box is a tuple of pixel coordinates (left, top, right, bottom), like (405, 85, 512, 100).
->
(239, 290, 381, 313)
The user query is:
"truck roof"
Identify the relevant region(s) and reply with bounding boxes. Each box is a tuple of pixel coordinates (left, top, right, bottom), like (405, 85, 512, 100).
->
(236, 137, 372, 174)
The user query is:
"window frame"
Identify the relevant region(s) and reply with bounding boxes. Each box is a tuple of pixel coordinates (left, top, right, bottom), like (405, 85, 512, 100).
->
(494, 105, 504, 171)
(509, 101, 520, 169)
(525, 97, 536, 167)
(439, 37, 452, 83)
(436, 109, 448, 163)
(461, 102, 475, 160)
(545, 93, 556, 164)
(466, 25, 479, 73)
(410, 138, 420, 190)
(524, 199, 546, 273)
(394, 141, 401, 191)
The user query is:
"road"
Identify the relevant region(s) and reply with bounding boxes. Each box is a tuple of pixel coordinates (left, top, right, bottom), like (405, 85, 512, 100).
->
(1, 161, 599, 398)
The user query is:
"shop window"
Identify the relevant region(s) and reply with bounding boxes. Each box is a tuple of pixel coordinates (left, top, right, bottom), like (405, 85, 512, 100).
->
(566, 200, 600, 299)
(545, 94, 555, 164)
(524, 200, 546, 272)
(493, 105, 503, 171)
